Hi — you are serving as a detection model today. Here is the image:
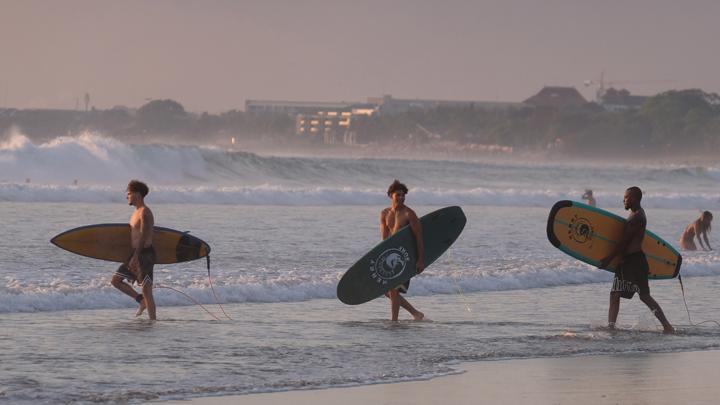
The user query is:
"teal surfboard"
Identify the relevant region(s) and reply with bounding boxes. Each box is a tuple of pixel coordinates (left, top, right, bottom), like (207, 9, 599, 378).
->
(337, 206, 467, 305)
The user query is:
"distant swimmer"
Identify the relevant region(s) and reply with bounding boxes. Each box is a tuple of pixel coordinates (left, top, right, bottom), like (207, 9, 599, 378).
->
(679, 211, 713, 251)
(380, 180, 425, 321)
(582, 189, 596, 207)
(110, 180, 157, 320)
(599, 187, 674, 333)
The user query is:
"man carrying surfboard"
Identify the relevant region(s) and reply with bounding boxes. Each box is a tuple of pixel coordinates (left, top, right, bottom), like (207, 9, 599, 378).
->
(111, 180, 157, 320)
(380, 180, 425, 321)
(599, 186, 673, 333)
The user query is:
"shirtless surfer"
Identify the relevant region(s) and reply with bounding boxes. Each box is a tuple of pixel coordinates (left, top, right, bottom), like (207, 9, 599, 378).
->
(599, 186, 673, 333)
(380, 180, 425, 322)
(110, 180, 157, 320)
(679, 211, 713, 251)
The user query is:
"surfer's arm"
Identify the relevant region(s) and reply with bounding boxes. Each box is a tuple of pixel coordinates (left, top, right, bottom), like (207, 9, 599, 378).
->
(693, 223, 707, 250)
(702, 230, 712, 250)
(697, 234, 706, 250)
(380, 210, 390, 240)
(408, 211, 425, 274)
(599, 217, 640, 269)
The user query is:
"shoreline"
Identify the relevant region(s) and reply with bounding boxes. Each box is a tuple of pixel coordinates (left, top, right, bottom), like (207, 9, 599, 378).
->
(155, 349, 720, 405)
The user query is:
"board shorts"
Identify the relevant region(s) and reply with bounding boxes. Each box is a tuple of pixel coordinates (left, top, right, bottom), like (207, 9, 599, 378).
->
(611, 251, 650, 299)
(395, 280, 410, 294)
(114, 246, 156, 286)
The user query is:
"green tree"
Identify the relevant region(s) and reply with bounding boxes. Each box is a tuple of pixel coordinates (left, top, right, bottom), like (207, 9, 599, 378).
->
(136, 99, 189, 134)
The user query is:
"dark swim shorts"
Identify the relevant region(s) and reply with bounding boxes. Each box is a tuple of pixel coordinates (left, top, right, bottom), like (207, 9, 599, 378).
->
(115, 246, 156, 286)
(395, 280, 410, 294)
(611, 251, 650, 299)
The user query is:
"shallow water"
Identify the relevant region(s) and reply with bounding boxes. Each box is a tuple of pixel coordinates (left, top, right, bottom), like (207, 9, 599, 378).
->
(2, 278, 720, 404)
(2, 203, 720, 404)
(2, 136, 720, 403)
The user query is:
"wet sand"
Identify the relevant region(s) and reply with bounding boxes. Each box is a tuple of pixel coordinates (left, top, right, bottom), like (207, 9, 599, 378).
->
(158, 349, 719, 405)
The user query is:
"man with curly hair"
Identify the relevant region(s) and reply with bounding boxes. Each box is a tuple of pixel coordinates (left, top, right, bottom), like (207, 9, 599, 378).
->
(379, 180, 425, 321)
(111, 180, 157, 320)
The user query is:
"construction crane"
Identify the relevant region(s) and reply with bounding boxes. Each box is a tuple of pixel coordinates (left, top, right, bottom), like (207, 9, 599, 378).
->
(584, 71, 675, 102)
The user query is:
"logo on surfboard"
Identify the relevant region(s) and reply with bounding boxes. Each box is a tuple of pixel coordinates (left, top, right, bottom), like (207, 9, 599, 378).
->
(369, 247, 410, 284)
(568, 215, 594, 245)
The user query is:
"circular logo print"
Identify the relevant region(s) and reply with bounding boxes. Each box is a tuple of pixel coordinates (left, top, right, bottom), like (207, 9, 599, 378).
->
(370, 247, 410, 281)
(568, 216, 593, 244)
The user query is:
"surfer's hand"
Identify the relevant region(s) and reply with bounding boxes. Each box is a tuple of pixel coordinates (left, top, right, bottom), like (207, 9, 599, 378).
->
(416, 260, 425, 274)
(598, 257, 611, 269)
(129, 254, 140, 274)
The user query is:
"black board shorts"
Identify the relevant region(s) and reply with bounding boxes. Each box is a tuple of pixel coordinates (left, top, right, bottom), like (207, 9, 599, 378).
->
(611, 251, 650, 299)
(395, 280, 410, 294)
(114, 246, 156, 286)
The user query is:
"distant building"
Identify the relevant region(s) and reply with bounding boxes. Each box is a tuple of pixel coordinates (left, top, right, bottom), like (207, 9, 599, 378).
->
(599, 88, 648, 111)
(261, 94, 523, 145)
(245, 99, 358, 115)
(249, 95, 521, 117)
(367, 94, 522, 115)
(524, 86, 587, 109)
(296, 104, 376, 144)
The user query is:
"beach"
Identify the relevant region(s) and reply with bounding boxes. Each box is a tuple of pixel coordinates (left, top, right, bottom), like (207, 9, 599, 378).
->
(159, 350, 720, 405)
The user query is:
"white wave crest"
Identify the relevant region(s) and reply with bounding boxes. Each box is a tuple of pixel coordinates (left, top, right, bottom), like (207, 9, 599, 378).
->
(2, 259, 719, 313)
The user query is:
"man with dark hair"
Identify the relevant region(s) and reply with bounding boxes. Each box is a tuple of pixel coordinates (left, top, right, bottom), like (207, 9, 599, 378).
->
(599, 186, 673, 333)
(380, 180, 425, 321)
(111, 180, 157, 320)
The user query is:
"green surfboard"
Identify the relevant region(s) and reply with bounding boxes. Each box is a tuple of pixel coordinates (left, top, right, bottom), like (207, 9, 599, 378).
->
(337, 206, 467, 305)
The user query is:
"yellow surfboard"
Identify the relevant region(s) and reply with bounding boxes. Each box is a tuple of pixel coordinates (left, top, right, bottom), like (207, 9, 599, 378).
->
(51, 224, 210, 264)
(547, 201, 681, 279)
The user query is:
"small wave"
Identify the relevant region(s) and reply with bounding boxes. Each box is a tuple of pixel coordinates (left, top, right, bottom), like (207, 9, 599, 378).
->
(3, 259, 719, 314)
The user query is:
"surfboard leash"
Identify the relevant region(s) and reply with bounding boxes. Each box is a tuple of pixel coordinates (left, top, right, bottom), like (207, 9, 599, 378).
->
(206, 255, 233, 320)
(678, 275, 693, 324)
(155, 283, 221, 321)
(677, 275, 720, 328)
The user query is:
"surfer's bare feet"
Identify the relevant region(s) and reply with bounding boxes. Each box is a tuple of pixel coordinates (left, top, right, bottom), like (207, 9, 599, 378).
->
(135, 300, 146, 317)
(413, 311, 425, 321)
(663, 326, 675, 334)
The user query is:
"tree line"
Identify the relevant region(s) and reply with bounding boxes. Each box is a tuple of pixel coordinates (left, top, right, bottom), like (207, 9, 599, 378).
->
(2, 90, 719, 156)
(351, 89, 720, 156)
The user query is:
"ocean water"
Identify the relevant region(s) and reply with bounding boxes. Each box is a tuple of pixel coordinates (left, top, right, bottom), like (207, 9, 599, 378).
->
(1, 134, 720, 404)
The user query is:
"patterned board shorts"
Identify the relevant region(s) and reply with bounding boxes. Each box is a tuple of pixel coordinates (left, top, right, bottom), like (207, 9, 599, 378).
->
(114, 246, 156, 286)
(611, 251, 650, 299)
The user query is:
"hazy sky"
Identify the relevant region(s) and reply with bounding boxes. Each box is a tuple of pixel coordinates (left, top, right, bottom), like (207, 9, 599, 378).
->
(2, 0, 719, 112)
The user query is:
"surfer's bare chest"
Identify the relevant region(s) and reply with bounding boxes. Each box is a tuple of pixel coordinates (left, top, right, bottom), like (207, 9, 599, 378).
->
(384, 209, 409, 234)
